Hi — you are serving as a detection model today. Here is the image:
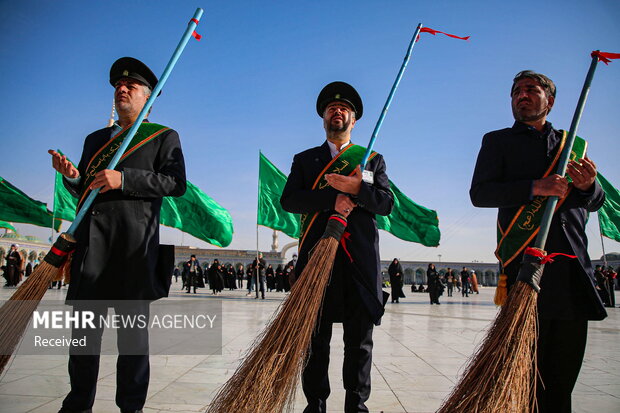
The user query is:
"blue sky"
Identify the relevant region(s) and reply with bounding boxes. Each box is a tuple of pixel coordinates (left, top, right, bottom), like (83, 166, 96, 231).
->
(1, 0, 619, 263)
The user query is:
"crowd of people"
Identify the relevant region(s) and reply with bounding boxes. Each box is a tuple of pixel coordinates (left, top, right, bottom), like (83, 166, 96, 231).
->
(176, 253, 297, 298)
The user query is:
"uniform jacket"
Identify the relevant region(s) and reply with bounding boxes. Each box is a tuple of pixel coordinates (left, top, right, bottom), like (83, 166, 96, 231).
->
(281, 141, 393, 325)
(64, 124, 186, 300)
(470, 121, 606, 320)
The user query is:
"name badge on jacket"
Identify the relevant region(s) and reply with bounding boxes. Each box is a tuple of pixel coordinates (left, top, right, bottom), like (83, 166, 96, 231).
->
(362, 170, 374, 184)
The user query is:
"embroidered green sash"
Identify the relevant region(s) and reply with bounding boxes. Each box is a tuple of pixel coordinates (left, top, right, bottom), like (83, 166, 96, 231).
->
(77, 122, 170, 209)
(298, 143, 377, 250)
(495, 132, 587, 267)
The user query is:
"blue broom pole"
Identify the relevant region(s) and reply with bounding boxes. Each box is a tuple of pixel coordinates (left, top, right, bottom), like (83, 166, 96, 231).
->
(66, 7, 204, 236)
(360, 23, 423, 168)
(533, 53, 600, 249)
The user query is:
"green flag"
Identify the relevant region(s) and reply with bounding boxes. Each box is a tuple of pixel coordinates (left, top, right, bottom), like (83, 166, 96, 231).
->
(51, 156, 233, 247)
(0, 176, 60, 231)
(597, 172, 620, 243)
(258, 152, 301, 238)
(377, 180, 441, 247)
(53, 150, 79, 223)
(0, 220, 17, 233)
(258, 152, 440, 246)
(160, 181, 234, 248)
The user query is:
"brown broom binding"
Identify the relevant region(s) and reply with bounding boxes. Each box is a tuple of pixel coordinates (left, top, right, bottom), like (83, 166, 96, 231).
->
(0, 233, 76, 375)
(437, 248, 548, 413)
(206, 214, 348, 413)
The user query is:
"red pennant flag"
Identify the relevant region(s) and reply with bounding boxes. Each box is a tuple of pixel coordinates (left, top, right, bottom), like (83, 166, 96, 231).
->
(591, 50, 620, 65)
(417, 27, 470, 42)
(190, 18, 202, 41)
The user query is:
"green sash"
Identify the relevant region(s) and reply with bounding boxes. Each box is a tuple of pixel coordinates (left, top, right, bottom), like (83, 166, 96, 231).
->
(298, 143, 377, 250)
(78, 122, 170, 209)
(495, 132, 587, 267)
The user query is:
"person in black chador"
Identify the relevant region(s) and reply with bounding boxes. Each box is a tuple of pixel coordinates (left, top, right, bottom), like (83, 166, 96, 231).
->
(50, 57, 186, 413)
(266, 264, 275, 291)
(281, 81, 393, 413)
(427, 263, 441, 305)
(470, 70, 607, 413)
(388, 258, 405, 303)
(4, 244, 23, 287)
(275, 264, 284, 292)
(208, 259, 224, 295)
(183, 255, 204, 294)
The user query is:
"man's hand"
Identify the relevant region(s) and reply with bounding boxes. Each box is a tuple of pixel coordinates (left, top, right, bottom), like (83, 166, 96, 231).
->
(532, 174, 568, 198)
(567, 156, 597, 191)
(91, 170, 122, 193)
(334, 194, 356, 217)
(325, 166, 362, 195)
(48, 150, 79, 178)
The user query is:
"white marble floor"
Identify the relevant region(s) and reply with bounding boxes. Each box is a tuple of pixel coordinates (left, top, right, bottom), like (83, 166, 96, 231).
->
(0, 283, 618, 412)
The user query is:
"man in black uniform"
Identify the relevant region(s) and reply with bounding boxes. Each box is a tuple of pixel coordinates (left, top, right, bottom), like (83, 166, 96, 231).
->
(470, 70, 607, 412)
(281, 81, 393, 413)
(50, 57, 186, 413)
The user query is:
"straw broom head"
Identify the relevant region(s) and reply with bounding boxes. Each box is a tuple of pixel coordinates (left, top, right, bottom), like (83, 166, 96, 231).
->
(0, 233, 76, 375)
(437, 248, 546, 413)
(206, 214, 347, 413)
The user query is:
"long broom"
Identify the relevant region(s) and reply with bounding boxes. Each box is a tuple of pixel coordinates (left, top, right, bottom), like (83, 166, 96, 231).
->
(206, 23, 426, 413)
(438, 50, 619, 413)
(0, 7, 204, 376)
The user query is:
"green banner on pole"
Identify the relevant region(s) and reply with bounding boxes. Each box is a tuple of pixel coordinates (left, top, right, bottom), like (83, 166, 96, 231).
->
(0, 176, 60, 231)
(597, 172, 620, 243)
(258, 152, 440, 246)
(52, 153, 233, 247)
(258, 152, 301, 238)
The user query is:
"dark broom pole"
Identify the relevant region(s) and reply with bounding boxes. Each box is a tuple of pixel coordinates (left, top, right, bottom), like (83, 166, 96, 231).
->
(438, 51, 609, 413)
(0, 8, 204, 375)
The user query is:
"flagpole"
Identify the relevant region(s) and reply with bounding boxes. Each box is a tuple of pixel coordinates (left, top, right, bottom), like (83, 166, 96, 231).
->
(256, 151, 261, 299)
(66, 7, 204, 238)
(534, 53, 600, 249)
(360, 23, 423, 168)
(51, 170, 58, 245)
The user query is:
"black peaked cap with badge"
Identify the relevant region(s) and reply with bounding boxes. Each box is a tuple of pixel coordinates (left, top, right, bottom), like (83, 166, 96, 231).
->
(110, 57, 161, 96)
(316, 81, 363, 120)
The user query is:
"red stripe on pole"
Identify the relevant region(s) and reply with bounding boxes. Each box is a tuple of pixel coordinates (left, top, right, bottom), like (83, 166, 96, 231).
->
(418, 27, 470, 41)
(591, 50, 620, 65)
(190, 18, 202, 40)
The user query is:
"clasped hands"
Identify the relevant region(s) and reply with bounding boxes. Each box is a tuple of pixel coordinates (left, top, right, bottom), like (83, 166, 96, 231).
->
(325, 166, 363, 217)
(532, 156, 597, 198)
(49, 149, 121, 193)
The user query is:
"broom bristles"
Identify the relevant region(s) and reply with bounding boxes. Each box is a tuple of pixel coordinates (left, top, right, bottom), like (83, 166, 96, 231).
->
(437, 281, 538, 413)
(0, 261, 64, 375)
(206, 235, 341, 413)
(0, 233, 76, 376)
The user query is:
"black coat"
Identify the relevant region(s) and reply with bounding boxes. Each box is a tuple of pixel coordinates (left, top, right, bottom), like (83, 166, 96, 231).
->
(470, 121, 606, 320)
(281, 141, 394, 324)
(388, 261, 405, 298)
(64, 124, 186, 300)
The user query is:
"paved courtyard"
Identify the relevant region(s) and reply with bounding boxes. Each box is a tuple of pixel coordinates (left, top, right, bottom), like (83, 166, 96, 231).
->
(0, 282, 618, 412)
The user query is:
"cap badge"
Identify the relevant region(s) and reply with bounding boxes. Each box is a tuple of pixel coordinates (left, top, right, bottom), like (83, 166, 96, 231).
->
(122, 70, 129, 76)
(335, 94, 340, 99)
